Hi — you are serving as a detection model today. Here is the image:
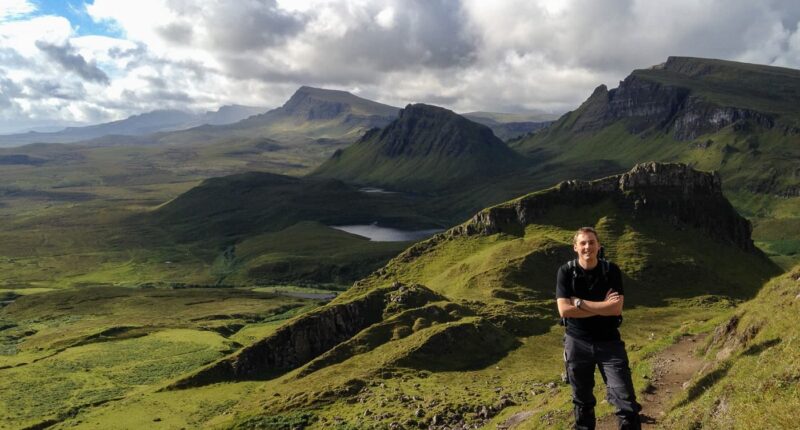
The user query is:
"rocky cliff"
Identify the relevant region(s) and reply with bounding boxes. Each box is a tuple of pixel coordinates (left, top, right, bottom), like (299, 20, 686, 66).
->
(567, 56, 784, 140)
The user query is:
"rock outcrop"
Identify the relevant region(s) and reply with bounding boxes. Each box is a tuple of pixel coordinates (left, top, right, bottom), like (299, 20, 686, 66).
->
(385, 163, 757, 266)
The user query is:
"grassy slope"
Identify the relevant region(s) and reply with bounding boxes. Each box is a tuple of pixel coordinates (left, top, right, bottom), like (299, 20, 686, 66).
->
(47, 177, 775, 429)
(660, 265, 800, 429)
(0, 286, 320, 429)
(216, 196, 776, 429)
(312, 105, 529, 193)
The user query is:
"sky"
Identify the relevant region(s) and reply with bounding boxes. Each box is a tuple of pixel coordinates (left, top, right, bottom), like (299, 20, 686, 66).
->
(1, 0, 800, 134)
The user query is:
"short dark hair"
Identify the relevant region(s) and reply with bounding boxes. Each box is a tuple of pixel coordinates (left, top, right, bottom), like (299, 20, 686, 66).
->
(573, 227, 599, 244)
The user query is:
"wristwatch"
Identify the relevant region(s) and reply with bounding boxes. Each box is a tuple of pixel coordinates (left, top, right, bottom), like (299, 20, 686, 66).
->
(574, 298, 583, 309)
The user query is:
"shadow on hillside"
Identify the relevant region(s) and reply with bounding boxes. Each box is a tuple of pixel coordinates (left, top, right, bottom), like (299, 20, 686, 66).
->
(742, 338, 781, 356)
(678, 361, 732, 407)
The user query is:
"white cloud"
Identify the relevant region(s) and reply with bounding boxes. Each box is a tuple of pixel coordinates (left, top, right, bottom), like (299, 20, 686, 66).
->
(3, 0, 800, 134)
(0, 0, 35, 22)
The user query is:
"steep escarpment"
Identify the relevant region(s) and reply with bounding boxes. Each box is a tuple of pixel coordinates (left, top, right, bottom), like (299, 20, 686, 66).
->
(312, 103, 527, 192)
(169, 283, 448, 388)
(564, 67, 777, 140)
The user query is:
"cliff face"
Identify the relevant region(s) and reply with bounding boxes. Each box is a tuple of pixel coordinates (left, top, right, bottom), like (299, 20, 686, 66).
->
(439, 162, 755, 253)
(568, 58, 779, 140)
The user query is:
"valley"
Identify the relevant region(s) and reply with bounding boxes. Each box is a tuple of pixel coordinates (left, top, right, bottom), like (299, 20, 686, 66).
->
(1, 55, 800, 430)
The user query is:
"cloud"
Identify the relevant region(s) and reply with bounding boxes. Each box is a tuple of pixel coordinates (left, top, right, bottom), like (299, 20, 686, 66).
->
(0, 0, 35, 21)
(23, 79, 86, 100)
(35, 40, 110, 84)
(4, 0, 800, 134)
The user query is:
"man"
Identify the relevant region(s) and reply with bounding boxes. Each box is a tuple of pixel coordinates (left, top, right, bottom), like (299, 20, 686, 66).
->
(556, 227, 641, 430)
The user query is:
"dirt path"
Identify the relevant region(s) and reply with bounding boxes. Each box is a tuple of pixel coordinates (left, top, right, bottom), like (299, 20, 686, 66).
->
(597, 334, 706, 429)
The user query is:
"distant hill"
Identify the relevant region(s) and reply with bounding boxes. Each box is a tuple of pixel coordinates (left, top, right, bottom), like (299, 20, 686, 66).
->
(312, 103, 528, 192)
(0, 105, 266, 147)
(154, 86, 400, 147)
(513, 56, 800, 268)
(463, 111, 558, 141)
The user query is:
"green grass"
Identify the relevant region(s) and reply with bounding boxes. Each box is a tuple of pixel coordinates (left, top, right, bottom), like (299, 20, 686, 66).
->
(660, 266, 800, 429)
(0, 285, 321, 429)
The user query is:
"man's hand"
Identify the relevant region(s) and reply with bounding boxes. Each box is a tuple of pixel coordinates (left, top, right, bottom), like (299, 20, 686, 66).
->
(605, 289, 621, 303)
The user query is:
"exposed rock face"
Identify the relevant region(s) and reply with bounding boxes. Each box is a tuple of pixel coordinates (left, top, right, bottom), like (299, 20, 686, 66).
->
(434, 162, 755, 253)
(671, 98, 775, 140)
(572, 77, 689, 134)
(568, 62, 776, 140)
(169, 283, 446, 388)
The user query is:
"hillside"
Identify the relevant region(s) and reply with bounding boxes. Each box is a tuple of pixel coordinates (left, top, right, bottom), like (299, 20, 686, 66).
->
(87, 162, 775, 430)
(661, 264, 800, 429)
(513, 56, 800, 268)
(312, 103, 528, 192)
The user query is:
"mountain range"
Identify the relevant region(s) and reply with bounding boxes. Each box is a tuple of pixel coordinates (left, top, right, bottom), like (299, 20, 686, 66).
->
(0, 105, 266, 147)
(2, 55, 800, 429)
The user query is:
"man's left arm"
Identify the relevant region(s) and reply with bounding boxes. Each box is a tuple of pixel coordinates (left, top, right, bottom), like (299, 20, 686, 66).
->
(571, 265, 624, 316)
(574, 290, 623, 316)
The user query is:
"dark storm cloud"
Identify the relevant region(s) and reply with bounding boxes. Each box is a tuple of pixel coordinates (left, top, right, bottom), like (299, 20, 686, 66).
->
(331, 0, 477, 69)
(158, 0, 305, 51)
(35, 41, 110, 85)
(220, 0, 478, 85)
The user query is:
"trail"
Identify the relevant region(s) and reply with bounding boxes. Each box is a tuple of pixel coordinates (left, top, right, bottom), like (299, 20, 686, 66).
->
(597, 334, 706, 429)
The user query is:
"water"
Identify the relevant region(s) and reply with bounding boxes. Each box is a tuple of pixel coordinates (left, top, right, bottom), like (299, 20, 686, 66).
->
(358, 187, 397, 194)
(331, 224, 443, 242)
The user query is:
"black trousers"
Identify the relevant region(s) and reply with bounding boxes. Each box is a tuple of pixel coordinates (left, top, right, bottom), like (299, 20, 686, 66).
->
(564, 334, 642, 430)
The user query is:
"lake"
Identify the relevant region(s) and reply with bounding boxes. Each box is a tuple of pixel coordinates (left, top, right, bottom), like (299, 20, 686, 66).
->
(331, 224, 443, 242)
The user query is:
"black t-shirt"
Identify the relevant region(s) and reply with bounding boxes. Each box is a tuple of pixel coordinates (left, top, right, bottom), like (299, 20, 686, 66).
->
(556, 260, 624, 341)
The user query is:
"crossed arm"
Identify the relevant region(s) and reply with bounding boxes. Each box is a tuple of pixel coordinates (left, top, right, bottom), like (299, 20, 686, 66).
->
(557, 290, 624, 318)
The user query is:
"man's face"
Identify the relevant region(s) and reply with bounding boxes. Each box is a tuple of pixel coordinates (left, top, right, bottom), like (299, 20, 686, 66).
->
(573, 232, 600, 265)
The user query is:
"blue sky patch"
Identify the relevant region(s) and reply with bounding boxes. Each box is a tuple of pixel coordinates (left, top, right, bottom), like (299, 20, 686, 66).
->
(32, 0, 122, 37)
